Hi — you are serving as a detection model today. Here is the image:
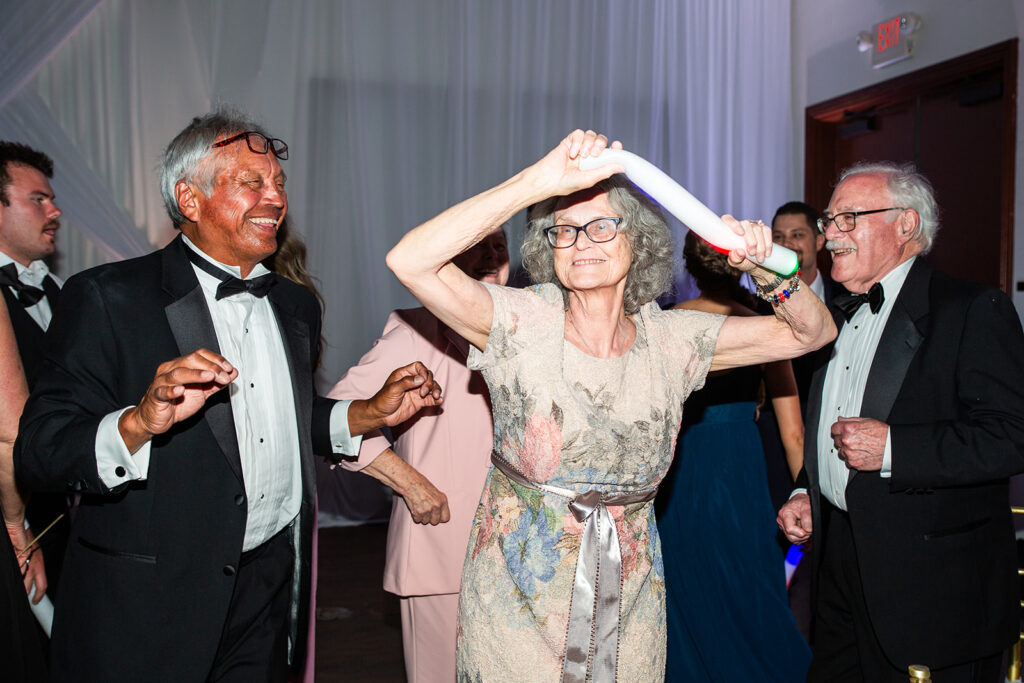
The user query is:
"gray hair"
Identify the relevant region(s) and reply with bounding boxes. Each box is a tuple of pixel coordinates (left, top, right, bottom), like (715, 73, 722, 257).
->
(160, 108, 270, 227)
(521, 176, 675, 314)
(838, 161, 940, 254)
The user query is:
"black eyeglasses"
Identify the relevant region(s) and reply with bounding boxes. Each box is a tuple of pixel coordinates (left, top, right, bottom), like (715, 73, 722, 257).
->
(210, 131, 289, 160)
(545, 217, 622, 248)
(817, 207, 906, 234)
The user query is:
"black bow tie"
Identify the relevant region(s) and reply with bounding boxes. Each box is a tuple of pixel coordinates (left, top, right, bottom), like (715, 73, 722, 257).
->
(833, 282, 884, 321)
(185, 248, 277, 301)
(0, 263, 47, 307)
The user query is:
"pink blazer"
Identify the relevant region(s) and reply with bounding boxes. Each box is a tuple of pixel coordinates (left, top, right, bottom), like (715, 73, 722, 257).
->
(327, 308, 494, 596)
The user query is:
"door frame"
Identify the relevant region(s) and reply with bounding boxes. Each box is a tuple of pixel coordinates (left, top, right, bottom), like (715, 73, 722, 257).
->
(805, 39, 1017, 294)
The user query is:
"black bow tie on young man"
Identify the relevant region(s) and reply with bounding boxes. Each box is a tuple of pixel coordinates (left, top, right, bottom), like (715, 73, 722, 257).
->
(185, 248, 277, 300)
(0, 263, 48, 307)
(833, 282, 884, 321)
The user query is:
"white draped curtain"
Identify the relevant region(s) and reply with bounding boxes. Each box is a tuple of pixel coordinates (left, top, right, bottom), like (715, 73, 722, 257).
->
(0, 0, 793, 523)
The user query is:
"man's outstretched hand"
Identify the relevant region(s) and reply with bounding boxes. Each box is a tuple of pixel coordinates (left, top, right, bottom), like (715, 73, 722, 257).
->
(119, 349, 238, 453)
(348, 362, 443, 436)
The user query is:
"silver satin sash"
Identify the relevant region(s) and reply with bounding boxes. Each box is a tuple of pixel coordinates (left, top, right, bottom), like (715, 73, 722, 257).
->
(490, 452, 657, 682)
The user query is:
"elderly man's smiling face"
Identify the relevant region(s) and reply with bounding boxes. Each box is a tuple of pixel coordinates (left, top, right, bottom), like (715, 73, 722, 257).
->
(824, 172, 917, 294)
(183, 142, 287, 276)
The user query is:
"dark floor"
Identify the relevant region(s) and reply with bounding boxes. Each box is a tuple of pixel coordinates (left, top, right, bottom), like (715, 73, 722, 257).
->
(313, 523, 814, 682)
(315, 524, 405, 682)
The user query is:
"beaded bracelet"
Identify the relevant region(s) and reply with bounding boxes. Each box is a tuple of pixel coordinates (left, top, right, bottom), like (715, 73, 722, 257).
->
(755, 273, 785, 295)
(755, 271, 802, 306)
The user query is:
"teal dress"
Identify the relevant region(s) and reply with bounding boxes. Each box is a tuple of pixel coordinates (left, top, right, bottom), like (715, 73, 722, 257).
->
(656, 367, 811, 682)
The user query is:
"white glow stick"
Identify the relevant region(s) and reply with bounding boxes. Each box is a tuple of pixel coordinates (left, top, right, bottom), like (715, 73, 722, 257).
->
(579, 149, 799, 276)
(28, 585, 53, 636)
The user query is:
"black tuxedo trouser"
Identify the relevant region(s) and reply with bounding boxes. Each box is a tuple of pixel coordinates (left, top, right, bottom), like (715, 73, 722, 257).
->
(808, 502, 1002, 683)
(207, 526, 293, 683)
(1, 536, 46, 682)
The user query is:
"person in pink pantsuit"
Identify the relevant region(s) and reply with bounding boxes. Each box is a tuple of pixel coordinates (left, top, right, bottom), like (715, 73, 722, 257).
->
(327, 230, 508, 682)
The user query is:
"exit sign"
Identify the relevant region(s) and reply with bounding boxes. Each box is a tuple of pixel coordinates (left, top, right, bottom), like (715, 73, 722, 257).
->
(870, 14, 915, 69)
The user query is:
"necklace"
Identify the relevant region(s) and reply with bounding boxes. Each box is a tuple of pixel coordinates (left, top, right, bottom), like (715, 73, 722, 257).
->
(567, 309, 632, 358)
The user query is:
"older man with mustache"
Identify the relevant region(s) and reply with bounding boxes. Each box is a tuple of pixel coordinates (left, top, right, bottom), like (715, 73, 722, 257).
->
(777, 162, 1024, 682)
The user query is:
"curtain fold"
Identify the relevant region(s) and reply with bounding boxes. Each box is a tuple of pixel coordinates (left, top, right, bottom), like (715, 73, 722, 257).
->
(1, 0, 793, 523)
(0, 92, 151, 261)
(0, 0, 102, 109)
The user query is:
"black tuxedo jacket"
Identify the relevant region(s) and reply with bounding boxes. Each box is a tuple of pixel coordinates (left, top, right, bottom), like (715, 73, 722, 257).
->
(15, 236, 337, 681)
(799, 258, 1024, 669)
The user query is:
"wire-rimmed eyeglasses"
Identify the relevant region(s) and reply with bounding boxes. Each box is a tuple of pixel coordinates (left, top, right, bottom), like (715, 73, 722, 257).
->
(545, 217, 623, 248)
(816, 207, 906, 234)
(210, 131, 289, 160)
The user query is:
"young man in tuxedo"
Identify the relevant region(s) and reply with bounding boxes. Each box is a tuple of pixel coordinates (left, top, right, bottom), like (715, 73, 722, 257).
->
(0, 141, 67, 605)
(15, 111, 443, 682)
(777, 163, 1024, 682)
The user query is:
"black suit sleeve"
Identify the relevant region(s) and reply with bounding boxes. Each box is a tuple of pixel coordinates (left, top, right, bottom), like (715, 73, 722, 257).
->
(793, 466, 809, 491)
(15, 275, 123, 495)
(298, 292, 341, 456)
(891, 289, 1024, 488)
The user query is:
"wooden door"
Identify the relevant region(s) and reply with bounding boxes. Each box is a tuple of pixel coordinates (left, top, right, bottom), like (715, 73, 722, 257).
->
(805, 40, 1016, 293)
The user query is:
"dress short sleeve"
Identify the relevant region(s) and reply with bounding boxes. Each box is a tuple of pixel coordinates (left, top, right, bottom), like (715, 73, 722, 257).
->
(640, 302, 726, 402)
(468, 283, 564, 372)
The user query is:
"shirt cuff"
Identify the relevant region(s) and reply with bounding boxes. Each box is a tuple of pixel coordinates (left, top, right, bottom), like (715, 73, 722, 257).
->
(96, 407, 151, 488)
(329, 400, 364, 456)
(789, 488, 808, 499)
(880, 428, 893, 478)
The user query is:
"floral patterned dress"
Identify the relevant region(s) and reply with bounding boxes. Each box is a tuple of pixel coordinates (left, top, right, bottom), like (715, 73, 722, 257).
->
(456, 283, 724, 682)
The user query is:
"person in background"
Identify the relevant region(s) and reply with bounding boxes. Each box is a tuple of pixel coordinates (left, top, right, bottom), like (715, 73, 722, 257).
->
(656, 231, 810, 682)
(778, 162, 1024, 681)
(760, 202, 844, 537)
(770, 201, 845, 406)
(0, 141, 68, 601)
(328, 228, 509, 682)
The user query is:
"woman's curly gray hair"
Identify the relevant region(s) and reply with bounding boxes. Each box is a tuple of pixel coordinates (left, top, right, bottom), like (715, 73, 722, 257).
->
(521, 176, 675, 314)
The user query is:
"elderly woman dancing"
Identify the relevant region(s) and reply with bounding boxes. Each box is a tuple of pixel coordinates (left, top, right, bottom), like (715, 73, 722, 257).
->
(386, 130, 835, 682)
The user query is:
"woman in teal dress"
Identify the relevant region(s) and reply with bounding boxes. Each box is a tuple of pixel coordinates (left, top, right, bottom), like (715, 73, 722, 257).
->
(657, 232, 811, 681)
(386, 130, 835, 681)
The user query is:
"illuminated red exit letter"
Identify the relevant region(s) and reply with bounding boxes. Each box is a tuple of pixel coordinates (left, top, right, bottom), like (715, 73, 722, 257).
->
(877, 18, 900, 51)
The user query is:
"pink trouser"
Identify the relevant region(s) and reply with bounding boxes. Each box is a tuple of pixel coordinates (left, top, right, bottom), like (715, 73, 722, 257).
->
(399, 593, 459, 682)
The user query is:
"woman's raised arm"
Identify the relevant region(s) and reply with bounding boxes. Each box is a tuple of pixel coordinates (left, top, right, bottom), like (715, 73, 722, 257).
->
(710, 215, 837, 370)
(386, 130, 622, 350)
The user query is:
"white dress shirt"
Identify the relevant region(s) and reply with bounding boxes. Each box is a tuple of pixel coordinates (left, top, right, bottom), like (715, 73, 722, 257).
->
(94, 237, 362, 550)
(816, 257, 915, 510)
(0, 250, 62, 330)
(807, 270, 825, 302)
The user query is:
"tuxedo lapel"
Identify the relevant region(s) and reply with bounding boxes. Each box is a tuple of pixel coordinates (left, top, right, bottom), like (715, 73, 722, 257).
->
(161, 236, 244, 485)
(860, 260, 929, 423)
(847, 260, 928, 486)
(268, 285, 315, 501)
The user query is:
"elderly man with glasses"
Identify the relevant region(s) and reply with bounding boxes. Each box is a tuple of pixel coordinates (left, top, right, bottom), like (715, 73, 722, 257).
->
(15, 110, 444, 682)
(777, 162, 1024, 682)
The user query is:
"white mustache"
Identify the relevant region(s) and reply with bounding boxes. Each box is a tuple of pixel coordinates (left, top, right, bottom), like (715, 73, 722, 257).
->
(825, 240, 856, 252)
